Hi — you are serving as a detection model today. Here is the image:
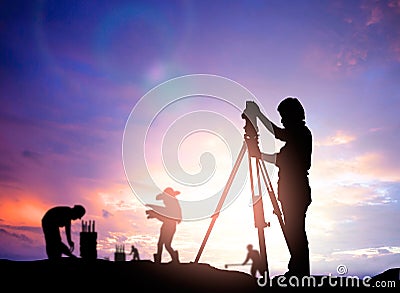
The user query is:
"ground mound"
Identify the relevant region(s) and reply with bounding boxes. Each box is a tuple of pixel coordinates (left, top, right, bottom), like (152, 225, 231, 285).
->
(0, 258, 398, 291)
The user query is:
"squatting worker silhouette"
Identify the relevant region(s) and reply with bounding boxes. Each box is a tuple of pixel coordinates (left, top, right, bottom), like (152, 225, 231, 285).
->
(245, 98, 312, 277)
(41, 204, 86, 260)
(146, 187, 182, 263)
(242, 244, 263, 279)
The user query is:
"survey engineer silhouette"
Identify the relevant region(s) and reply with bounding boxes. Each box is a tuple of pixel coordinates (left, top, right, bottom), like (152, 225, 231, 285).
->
(245, 98, 312, 277)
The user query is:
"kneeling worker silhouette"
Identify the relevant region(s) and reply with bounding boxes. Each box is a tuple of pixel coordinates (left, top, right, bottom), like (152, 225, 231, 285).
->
(242, 244, 263, 279)
(146, 187, 182, 263)
(41, 204, 86, 260)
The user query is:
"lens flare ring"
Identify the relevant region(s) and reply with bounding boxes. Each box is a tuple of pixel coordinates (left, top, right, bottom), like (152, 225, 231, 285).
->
(122, 74, 275, 221)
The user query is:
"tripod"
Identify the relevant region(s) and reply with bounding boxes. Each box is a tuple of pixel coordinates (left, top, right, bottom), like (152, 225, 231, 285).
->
(194, 102, 291, 283)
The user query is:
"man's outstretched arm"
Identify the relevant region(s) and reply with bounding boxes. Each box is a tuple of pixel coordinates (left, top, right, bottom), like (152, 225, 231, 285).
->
(242, 254, 250, 265)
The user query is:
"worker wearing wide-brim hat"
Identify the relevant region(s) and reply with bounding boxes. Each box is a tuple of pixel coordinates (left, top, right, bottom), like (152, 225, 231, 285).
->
(146, 187, 182, 263)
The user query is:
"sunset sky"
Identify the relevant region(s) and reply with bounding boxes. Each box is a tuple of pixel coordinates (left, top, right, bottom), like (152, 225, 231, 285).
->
(1, 0, 399, 279)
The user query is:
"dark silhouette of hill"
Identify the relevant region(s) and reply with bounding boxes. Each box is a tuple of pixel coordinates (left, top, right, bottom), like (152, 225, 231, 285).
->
(0, 258, 398, 291)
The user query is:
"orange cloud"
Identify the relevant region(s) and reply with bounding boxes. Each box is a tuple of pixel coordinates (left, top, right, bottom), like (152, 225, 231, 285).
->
(0, 191, 49, 226)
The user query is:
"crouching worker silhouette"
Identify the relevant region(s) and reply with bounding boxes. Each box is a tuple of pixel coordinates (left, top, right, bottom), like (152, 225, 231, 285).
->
(146, 187, 182, 263)
(41, 204, 86, 260)
(242, 244, 263, 279)
(245, 98, 312, 277)
(129, 245, 140, 261)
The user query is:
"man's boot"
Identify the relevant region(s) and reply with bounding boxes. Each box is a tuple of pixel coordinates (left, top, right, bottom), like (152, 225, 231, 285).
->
(153, 253, 161, 263)
(171, 250, 180, 263)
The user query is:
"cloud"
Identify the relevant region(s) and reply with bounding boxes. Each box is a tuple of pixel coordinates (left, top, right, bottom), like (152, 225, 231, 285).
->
(0, 163, 19, 186)
(301, 0, 400, 78)
(308, 182, 400, 240)
(311, 250, 400, 278)
(102, 209, 113, 218)
(0, 228, 33, 244)
(0, 224, 42, 233)
(365, 6, 384, 26)
(388, 0, 400, 10)
(390, 38, 400, 62)
(319, 183, 392, 206)
(312, 149, 400, 184)
(0, 223, 45, 260)
(333, 246, 400, 258)
(336, 47, 368, 67)
(315, 130, 356, 147)
(21, 150, 42, 163)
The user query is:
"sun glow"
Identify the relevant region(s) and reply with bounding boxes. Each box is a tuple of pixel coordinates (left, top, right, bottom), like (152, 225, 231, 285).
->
(0, 194, 48, 226)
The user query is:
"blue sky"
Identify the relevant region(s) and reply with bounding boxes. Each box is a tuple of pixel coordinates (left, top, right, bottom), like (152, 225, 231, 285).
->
(0, 0, 399, 278)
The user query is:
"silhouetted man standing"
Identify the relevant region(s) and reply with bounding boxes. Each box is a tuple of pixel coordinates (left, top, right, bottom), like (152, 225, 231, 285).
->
(41, 204, 86, 260)
(146, 187, 182, 263)
(245, 98, 312, 277)
(242, 244, 263, 279)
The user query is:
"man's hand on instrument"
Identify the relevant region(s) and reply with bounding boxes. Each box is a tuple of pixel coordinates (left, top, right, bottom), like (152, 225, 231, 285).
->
(243, 101, 261, 119)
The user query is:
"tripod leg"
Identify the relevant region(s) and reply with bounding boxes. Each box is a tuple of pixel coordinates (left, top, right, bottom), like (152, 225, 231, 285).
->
(194, 142, 247, 263)
(256, 159, 270, 281)
(258, 159, 292, 255)
(248, 156, 269, 282)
